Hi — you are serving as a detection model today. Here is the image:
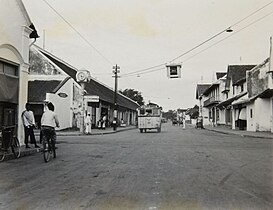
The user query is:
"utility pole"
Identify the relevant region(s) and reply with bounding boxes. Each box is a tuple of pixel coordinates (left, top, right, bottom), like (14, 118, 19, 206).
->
(113, 64, 120, 131)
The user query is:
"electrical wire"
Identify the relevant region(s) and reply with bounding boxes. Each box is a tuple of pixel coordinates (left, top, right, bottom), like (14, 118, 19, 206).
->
(121, 67, 166, 78)
(41, 0, 113, 65)
(182, 10, 273, 63)
(120, 1, 273, 77)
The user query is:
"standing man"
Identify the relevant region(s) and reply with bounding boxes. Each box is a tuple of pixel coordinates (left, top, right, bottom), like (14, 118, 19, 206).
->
(22, 103, 39, 148)
(84, 113, 92, 134)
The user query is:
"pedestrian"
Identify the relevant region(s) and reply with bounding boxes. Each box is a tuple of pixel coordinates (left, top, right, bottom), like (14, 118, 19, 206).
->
(102, 115, 106, 129)
(22, 103, 39, 149)
(85, 113, 92, 134)
(97, 119, 102, 129)
(41, 102, 60, 155)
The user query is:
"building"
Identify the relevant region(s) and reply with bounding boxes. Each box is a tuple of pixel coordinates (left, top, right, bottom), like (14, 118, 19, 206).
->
(28, 45, 139, 130)
(244, 58, 273, 132)
(0, 0, 39, 144)
(195, 84, 211, 126)
(217, 65, 255, 130)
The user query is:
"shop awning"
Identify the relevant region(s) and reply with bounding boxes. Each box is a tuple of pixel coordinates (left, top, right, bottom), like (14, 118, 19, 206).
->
(217, 92, 247, 109)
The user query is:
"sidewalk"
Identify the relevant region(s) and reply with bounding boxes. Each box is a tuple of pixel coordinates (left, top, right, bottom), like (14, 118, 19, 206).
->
(204, 125, 273, 139)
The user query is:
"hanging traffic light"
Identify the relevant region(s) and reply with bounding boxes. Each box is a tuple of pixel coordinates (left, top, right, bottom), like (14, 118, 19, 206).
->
(166, 63, 182, 78)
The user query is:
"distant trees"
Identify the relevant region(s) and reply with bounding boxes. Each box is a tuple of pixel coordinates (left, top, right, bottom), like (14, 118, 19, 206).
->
(120, 88, 144, 106)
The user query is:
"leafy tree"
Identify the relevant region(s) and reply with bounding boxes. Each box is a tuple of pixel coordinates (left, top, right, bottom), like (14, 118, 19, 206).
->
(120, 88, 144, 106)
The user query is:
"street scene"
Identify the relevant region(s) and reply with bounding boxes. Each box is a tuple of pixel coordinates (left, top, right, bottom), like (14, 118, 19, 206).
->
(1, 0, 273, 209)
(0, 123, 272, 210)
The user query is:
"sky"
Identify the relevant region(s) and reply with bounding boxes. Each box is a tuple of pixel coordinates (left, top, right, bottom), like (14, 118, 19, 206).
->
(22, 0, 273, 111)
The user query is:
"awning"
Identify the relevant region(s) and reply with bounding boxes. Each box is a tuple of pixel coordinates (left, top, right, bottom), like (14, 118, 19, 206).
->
(232, 88, 273, 106)
(217, 92, 247, 109)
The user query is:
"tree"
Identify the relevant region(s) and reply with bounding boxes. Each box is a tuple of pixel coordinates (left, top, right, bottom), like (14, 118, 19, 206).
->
(120, 88, 144, 106)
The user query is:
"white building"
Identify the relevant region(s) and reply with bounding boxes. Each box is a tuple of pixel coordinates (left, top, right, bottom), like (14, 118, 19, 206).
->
(0, 0, 39, 144)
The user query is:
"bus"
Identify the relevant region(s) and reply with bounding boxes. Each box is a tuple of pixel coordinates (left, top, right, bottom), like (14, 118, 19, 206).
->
(137, 103, 162, 133)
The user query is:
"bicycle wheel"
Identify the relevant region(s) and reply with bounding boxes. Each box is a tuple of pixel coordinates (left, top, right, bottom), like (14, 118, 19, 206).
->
(43, 139, 51, 163)
(11, 137, 20, 159)
(0, 150, 5, 161)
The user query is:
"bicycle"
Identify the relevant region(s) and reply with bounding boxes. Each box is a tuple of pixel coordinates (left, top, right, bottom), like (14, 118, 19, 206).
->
(41, 130, 56, 163)
(0, 125, 21, 161)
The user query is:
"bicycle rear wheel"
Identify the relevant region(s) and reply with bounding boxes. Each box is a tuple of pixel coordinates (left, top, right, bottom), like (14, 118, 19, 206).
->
(43, 139, 51, 162)
(11, 137, 20, 159)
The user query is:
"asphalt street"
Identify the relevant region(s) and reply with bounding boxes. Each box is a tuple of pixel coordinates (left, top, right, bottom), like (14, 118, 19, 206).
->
(0, 123, 272, 210)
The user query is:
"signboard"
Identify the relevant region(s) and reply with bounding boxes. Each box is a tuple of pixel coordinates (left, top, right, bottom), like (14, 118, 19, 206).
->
(84, 95, 99, 102)
(58, 92, 68, 98)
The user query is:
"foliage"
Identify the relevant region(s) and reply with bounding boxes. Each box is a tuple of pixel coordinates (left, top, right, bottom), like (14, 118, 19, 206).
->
(29, 49, 60, 75)
(120, 88, 144, 106)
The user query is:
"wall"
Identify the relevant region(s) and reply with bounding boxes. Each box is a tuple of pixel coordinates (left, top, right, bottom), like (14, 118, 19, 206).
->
(0, 0, 32, 144)
(247, 59, 269, 97)
(255, 98, 271, 131)
(46, 79, 73, 130)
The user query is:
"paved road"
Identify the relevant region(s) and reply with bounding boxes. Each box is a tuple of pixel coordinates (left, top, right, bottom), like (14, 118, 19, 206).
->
(0, 123, 272, 210)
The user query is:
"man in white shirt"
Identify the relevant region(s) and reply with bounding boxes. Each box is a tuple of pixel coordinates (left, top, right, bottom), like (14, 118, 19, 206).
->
(22, 103, 39, 149)
(41, 102, 59, 156)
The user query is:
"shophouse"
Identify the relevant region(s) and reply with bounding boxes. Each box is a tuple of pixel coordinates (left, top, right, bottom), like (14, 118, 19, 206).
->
(217, 65, 256, 130)
(195, 84, 211, 125)
(0, 0, 39, 144)
(201, 72, 226, 126)
(243, 57, 273, 132)
(28, 45, 139, 130)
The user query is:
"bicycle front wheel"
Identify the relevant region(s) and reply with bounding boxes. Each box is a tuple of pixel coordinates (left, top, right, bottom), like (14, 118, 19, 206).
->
(43, 139, 51, 162)
(0, 149, 5, 161)
(11, 137, 20, 159)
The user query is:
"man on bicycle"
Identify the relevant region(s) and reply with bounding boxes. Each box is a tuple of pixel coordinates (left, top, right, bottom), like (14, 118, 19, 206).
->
(41, 102, 59, 152)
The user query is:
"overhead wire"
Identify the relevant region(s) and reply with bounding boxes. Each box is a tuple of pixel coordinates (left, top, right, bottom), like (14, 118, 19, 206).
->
(182, 10, 273, 63)
(120, 1, 273, 78)
(41, 0, 113, 65)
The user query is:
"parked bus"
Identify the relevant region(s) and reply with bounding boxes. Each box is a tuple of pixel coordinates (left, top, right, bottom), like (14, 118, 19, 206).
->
(137, 104, 162, 133)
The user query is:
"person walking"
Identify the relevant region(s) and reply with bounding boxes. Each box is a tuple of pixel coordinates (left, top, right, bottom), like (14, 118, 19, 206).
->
(22, 103, 39, 149)
(84, 113, 92, 134)
(102, 115, 106, 129)
(41, 102, 60, 155)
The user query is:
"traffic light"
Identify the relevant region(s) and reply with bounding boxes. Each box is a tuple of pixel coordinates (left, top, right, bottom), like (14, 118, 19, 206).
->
(166, 64, 182, 78)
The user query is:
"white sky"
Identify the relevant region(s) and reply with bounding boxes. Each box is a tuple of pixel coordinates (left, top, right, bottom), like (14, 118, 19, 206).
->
(22, 0, 273, 111)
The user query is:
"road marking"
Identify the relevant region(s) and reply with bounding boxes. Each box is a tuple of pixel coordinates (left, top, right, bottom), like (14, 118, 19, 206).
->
(149, 207, 157, 210)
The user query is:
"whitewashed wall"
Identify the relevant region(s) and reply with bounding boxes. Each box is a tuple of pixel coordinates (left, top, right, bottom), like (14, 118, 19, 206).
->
(46, 79, 73, 130)
(0, 0, 32, 144)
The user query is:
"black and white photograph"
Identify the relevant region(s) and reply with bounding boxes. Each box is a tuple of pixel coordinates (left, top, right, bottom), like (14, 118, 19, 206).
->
(0, 0, 273, 209)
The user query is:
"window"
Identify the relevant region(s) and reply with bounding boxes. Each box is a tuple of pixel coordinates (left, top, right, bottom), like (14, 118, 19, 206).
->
(0, 62, 3, 73)
(139, 109, 145, 115)
(0, 60, 18, 76)
(250, 109, 253, 118)
(241, 85, 244, 92)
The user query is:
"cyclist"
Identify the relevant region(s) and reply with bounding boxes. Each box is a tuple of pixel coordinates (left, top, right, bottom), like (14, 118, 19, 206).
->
(40, 102, 60, 152)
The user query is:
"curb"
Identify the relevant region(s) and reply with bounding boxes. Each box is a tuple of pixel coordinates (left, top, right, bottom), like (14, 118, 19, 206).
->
(205, 127, 273, 139)
(56, 126, 137, 136)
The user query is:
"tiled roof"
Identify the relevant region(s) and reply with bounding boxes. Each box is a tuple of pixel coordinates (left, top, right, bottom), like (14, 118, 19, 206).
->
(37, 47, 139, 110)
(216, 72, 226, 80)
(28, 80, 61, 103)
(195, 84, 211, 99)
(225, 65, 256, 89)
